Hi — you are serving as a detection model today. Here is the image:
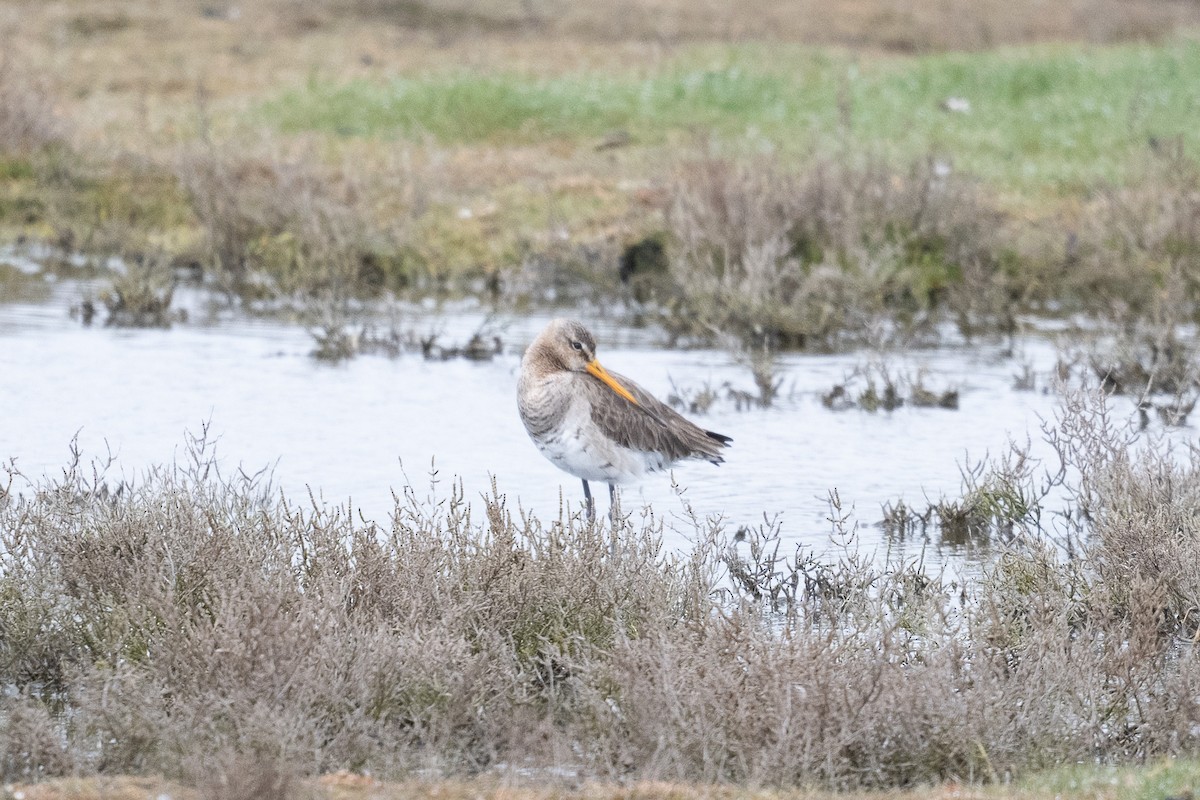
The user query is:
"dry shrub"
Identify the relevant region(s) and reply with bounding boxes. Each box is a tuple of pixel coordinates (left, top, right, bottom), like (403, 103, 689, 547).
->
(0, 434, 685, 780)
(1049, 386, 1200, 633)
(0, 695, 75, 782)
(193, 755, 312, 800)
(578, 505, 1196, 787)
(1067, 148, 1200, 326)
(176, 137, 406, 303)
(665, 153, 1012, 353)
(1052, 150, 1200, 406)
(4, 389, 1200, 788)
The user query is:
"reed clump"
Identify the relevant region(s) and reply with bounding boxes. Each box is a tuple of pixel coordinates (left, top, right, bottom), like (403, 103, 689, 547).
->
(1044, 149, 1200, 425)
(821, 363, 959, 413)
(663, 153, 1016, 353)
(658, 153, 1016, 398)
(1063, 147, 1200, 326)
(175, 140, 409, 303)
(97, 252, 183, 328)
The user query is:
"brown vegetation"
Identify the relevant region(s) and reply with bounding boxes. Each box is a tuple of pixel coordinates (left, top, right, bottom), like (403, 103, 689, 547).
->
(7, 0, 1197, 73)
(2, 387, 1199, 788)
(0, 57, 65, 156)
(1031, 149, 1200, 416)
(647, 140, 1200, 400)
(175, 137, 408, 301)
(650, 152, 1018, 394)
(663, 153, 1014, 353)
(3, 0, 1200, 352)
(4, 1, 1200, 793)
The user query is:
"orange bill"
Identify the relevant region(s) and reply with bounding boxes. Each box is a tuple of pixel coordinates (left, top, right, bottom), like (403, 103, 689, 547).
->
(586, 360, 639, 405)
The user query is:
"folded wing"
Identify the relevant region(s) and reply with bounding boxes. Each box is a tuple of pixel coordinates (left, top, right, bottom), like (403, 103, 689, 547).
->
(582, 370, 732, 465)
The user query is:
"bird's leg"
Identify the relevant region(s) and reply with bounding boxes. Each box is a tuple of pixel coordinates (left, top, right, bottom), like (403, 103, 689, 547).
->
(608, 482, 619, 558)
(582, 479, 595, 522)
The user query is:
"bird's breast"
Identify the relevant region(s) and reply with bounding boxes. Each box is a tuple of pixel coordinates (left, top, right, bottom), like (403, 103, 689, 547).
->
(520, 384, 659, 484)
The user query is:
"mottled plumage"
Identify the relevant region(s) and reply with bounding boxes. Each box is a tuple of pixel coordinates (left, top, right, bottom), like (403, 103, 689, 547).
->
(517, 318, 731, 520)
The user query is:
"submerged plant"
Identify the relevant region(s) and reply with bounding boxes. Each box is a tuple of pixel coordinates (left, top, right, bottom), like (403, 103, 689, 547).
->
(821, 361, 959, 413)
(99, 253, 181, 328)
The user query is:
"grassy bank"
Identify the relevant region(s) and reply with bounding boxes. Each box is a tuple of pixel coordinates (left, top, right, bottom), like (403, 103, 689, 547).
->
(2, 1, 1200, 342)
(262, 40, 1200, 194)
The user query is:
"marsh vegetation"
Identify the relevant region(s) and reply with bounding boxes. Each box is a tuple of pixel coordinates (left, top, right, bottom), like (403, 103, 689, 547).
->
(5, 1, 1200, 796)
(5, 4, 1200, 352)
(2, 386, 1199, 793)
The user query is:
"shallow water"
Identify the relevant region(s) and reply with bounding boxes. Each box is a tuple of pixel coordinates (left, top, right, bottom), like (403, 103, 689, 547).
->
(0, 278, 1088, 564)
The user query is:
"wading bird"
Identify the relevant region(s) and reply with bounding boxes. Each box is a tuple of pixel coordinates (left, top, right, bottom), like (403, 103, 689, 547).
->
(517, 318, 732, 521)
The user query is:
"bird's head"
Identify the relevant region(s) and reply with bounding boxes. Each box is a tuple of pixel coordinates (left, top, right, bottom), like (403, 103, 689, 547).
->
(531, 318, 638, 405)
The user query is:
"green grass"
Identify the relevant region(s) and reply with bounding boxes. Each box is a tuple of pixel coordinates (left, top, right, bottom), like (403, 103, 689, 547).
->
(857, 40, 1200, 193)
(1018, 757, 1200, 799)
(263, 64, 821, 143)
(260, 39, 1200, 196)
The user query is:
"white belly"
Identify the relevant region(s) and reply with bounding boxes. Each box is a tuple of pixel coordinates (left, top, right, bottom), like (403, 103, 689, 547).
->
(532, 397, 668, 485)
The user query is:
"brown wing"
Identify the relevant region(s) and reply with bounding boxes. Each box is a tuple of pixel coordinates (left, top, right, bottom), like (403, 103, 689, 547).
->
(581, 369, 731, 464)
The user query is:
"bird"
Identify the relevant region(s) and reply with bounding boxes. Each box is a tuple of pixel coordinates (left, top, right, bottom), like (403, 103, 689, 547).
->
(517, 318, 732, 522)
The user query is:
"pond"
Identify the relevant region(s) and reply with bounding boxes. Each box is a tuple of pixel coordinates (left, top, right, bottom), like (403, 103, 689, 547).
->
(0, 272, 1094, 565)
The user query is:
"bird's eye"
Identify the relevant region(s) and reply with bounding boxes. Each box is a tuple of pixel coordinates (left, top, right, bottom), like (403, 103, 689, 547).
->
(571, 340, 584, 351)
